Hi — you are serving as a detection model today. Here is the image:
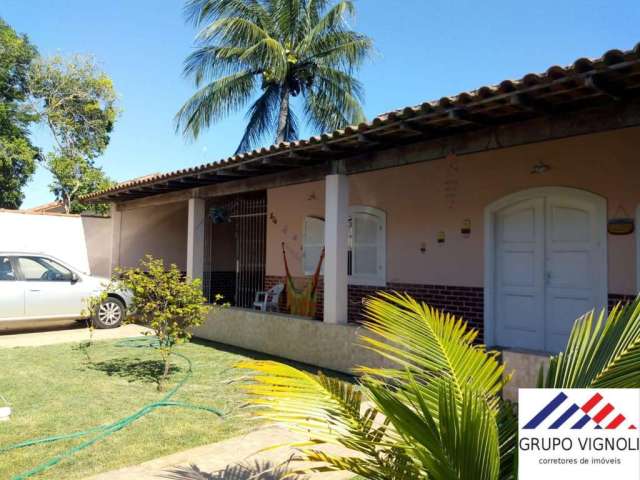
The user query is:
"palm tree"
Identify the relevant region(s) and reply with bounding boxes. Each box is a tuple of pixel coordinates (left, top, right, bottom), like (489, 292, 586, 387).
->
(238, 292, 640, 479)
(176, 0, 373, 153)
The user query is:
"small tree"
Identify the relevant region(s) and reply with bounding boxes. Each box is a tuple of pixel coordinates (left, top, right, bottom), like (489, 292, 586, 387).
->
(111, 256, 209, 390)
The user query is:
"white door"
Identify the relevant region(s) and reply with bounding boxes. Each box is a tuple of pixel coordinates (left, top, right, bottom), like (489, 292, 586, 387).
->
(493, 190, 606, 353)
(495, 198, 546, 350)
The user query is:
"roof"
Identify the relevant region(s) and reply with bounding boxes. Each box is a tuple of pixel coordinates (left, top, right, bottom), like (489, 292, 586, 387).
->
(83, 42, 640, 203)
(25, 201, 65, 213)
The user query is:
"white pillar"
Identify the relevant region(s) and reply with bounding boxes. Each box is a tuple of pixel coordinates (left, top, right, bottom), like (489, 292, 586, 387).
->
(323, 174, 349, 324)
(110, 204, 122, 276)
(187, 198, 206, 281)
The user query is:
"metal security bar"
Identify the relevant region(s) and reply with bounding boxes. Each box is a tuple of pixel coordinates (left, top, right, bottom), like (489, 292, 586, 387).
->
(203, 193, 266, 307)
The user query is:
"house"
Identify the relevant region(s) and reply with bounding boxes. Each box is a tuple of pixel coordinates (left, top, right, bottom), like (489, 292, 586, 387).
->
(82, 43, 640, 389)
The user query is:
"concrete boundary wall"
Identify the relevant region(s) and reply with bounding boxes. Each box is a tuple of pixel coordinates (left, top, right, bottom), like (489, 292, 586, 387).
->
(191, 308, 392, 374)
(0, 210, 111, 276)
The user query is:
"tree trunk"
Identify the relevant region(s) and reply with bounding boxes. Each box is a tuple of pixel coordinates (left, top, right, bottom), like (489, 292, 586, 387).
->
(276, 85, 290, 144)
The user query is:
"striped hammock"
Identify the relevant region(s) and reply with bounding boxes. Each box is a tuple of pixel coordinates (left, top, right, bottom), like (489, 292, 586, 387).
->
(282, 242, 325, 318)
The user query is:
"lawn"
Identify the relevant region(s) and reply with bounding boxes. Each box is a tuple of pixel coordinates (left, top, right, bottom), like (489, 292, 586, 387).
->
(0, 335, 259, 480)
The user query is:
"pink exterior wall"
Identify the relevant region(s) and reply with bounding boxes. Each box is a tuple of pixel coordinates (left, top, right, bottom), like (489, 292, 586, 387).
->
(267, 127, 640, 295)
(118, 201, 188, 270)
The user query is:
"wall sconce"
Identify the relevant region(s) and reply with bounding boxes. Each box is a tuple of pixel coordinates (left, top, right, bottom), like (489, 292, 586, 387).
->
(437, 231, 445, 244)
(269, 212, 278, 224)
(420, 242, 427, 253)
(530, 161, 551, 175)
(461, 219, 471, 237)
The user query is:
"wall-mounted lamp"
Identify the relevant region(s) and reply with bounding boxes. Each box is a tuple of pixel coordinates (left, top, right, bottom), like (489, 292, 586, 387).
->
(530, 161, 551, 175)
(437, 231, 445, 244)
(420, 242, 427, 253)
(461, 219, 471, 237)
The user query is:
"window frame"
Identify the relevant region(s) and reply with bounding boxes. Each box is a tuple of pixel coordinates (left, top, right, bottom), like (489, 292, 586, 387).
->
(348, 205, 387, 287)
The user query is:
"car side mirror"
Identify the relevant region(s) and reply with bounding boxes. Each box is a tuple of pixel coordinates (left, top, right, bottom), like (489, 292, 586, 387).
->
(70, 272, 79, 283)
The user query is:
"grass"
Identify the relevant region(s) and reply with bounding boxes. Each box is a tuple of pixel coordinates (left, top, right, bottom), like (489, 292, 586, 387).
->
(0, 334, 260, 480)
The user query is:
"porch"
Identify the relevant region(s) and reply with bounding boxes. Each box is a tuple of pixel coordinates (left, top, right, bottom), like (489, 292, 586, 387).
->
(94, 45, 640, 395)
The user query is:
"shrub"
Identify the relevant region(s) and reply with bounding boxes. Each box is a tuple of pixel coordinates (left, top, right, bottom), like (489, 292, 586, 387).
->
(90, 255, 210, 390)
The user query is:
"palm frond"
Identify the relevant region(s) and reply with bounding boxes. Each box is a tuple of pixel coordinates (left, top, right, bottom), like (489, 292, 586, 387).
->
(304, 67, 365, 131)
(235, 84, 280, 154)
(175, 70, 257, 139)
(184, 0, 271, 29)
(540, 296, 640, 388)
(305, 32, 373, 69)
(497, 401, 518, 480)
(297, 0, 355, 54)
(358, 292, 507, 415)
(237, 360, 417, 477)
(183, 46, 249, 85)
(367, 376, 500, 480)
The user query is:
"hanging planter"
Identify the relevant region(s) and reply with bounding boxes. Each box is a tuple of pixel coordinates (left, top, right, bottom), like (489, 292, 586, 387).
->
(608, 217, 634, 235)
(209, 206, 230, 224)
(608, 205, 634, 235)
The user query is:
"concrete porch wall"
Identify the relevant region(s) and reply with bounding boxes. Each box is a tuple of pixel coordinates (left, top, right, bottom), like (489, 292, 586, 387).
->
(191, 307, 393, 375)
(501, 350, 550, 402)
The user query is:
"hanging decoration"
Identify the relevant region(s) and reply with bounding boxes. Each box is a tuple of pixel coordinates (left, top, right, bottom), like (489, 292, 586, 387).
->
(608, 204, 634, 235)
(282, 242, 325, 318)
(209, 206, 230, 224)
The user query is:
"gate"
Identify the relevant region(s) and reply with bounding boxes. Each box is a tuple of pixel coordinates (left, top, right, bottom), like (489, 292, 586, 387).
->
(204, 193, 267, 307)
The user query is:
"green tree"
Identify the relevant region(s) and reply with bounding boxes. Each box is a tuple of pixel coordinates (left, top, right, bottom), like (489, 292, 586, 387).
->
(106, 256, 210, 391)
(176, 0, 373, 153)
(239, 293, 640, 479)
(29, 55, 118, 213)
(0, 18, 39, 209)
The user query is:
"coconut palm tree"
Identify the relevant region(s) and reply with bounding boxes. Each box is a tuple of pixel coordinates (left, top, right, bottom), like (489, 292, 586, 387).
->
(238, 293, 640, 479)
(176, 0, 373, 153)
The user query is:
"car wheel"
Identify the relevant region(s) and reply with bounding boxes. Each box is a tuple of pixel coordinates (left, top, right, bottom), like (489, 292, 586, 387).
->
(93, 297, 125, 329)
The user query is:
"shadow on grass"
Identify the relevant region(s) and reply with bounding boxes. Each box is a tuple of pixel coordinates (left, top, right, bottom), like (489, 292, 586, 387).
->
(162, 460, 306, 479)
(89, 357, 181, 385)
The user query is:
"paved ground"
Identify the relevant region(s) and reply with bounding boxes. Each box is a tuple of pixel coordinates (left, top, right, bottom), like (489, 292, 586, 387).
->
(0, 323, 152, 348)
(86, 424, 355, 480)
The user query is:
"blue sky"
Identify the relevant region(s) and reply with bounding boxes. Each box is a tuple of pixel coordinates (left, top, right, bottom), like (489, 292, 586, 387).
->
(2, 0, 639, 208)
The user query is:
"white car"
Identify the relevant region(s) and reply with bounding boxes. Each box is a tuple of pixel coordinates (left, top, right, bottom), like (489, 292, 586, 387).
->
(0, 252, 129, 328)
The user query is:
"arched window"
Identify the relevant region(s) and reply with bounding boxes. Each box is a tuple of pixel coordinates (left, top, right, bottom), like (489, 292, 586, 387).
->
(302, 207, 386, 285)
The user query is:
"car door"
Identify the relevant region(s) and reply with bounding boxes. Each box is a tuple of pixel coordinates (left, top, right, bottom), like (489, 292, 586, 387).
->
(16, 256, 85, 320)
(0, 256, 25, 320)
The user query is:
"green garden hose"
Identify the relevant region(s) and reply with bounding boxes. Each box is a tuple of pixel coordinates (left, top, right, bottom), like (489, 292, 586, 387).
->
(0, 336, 223, 480)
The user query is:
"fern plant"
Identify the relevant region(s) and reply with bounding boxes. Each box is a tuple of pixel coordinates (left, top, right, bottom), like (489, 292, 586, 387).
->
(239, 292, 640, 479)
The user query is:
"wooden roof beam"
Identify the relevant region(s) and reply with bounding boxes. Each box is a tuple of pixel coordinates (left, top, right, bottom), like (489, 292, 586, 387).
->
(261, 157, 302, 168)
(215, 169, 247, 177)
(509, 93, 553, 114)
(447, 108, 482, 124)
(397, 120, 436, 136)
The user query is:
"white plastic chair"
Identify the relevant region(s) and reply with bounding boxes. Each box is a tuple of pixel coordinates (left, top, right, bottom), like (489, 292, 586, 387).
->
(253, 283, 284, 312)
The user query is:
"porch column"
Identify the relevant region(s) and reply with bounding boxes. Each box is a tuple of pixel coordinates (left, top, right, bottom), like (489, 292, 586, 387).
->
(323, 174, 349, 324)
(186, 197, 206, 281)
(110, 204, 121, 276)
